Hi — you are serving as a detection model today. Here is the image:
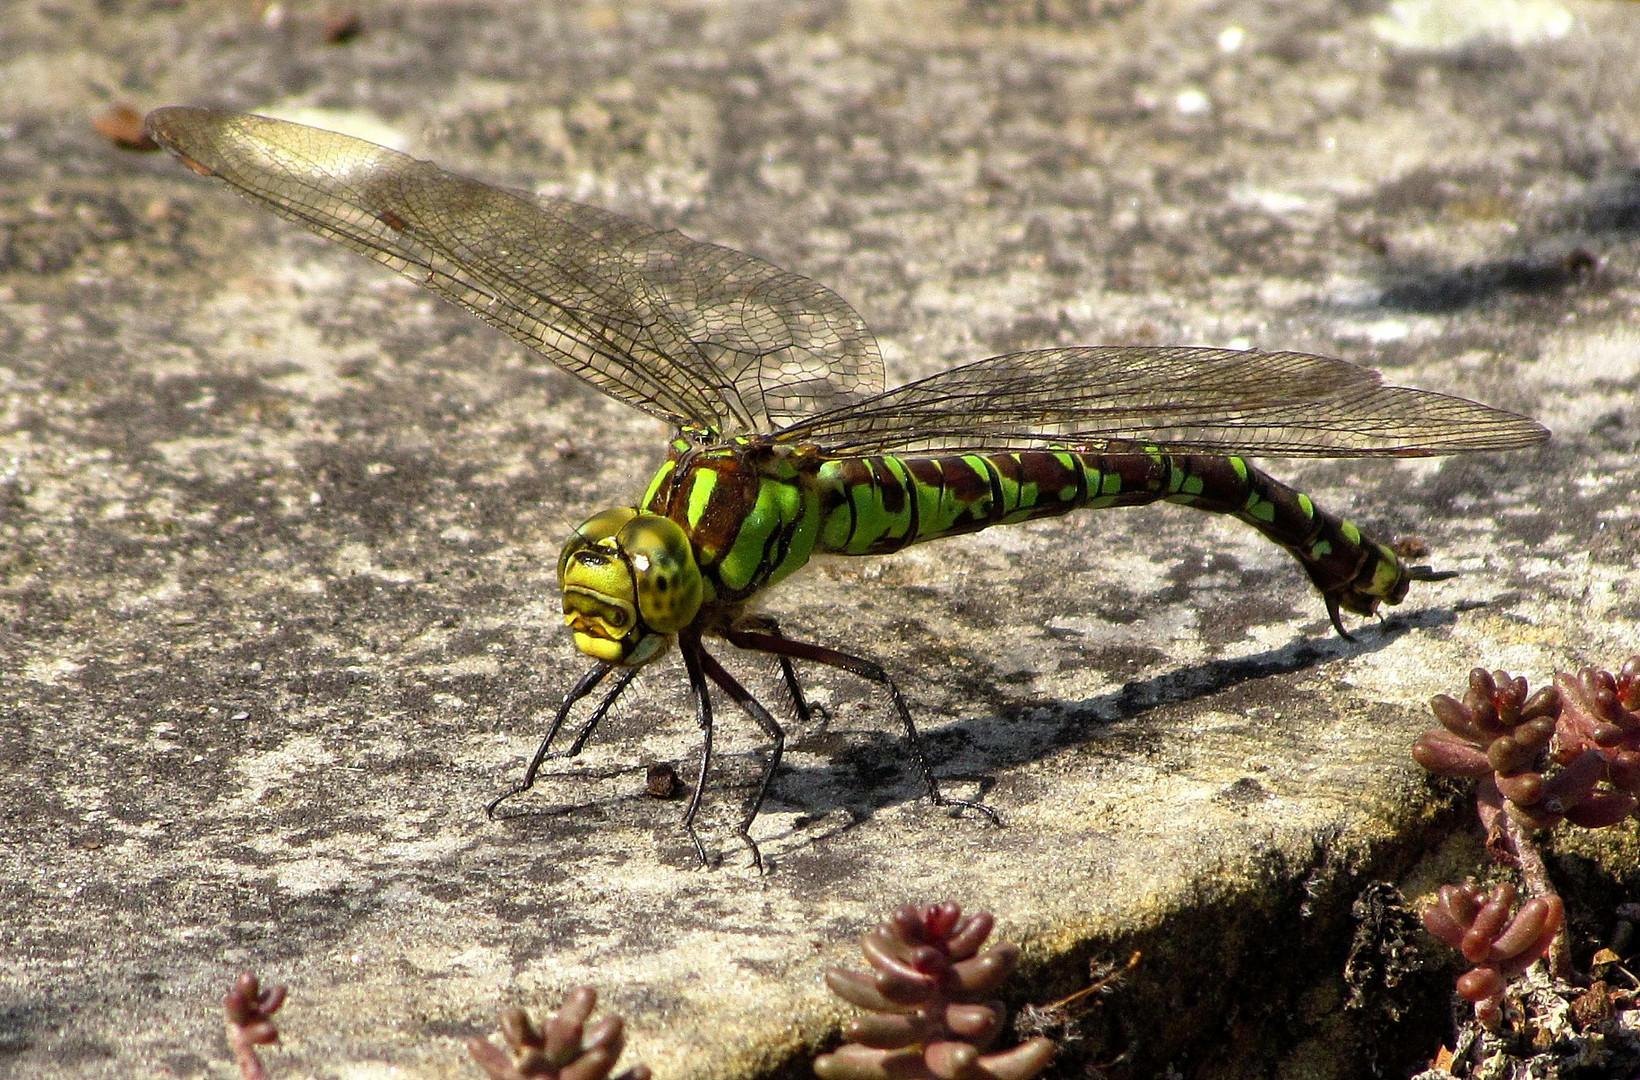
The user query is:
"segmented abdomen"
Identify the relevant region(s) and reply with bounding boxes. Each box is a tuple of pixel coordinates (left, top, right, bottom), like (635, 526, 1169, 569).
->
(814, 450, 1411, 617)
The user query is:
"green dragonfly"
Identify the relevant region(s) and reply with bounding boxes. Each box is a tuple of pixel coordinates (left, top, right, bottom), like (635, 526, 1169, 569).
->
(146, 107, 1548, 867)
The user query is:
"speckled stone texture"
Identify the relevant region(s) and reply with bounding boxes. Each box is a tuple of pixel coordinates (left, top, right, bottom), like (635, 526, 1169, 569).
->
(3, 1, 1637, 1078)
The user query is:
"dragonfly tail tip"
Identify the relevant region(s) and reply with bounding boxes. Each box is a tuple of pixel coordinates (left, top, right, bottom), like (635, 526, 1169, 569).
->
(1407, 564, 1460, 583)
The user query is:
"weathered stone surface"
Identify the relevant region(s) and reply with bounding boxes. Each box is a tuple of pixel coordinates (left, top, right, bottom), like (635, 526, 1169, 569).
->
(3, 1, 1637, 1078)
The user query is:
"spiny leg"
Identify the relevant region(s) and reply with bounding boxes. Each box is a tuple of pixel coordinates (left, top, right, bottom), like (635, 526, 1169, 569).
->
(778, 655, 824, 730)
(486, 661, 636, 817)
(734, 613, 831, 733)
(722, 627, 1000, 825)
(553, 666, 641, 759)
(677, 633, 716, 866)
(694, 646, 786, 873)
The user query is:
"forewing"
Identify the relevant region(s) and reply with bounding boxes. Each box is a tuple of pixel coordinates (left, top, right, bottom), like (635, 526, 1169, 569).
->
(145, 108, 883, 436)
(773, 346, 1549, 456)
(608, 215, 885, 427)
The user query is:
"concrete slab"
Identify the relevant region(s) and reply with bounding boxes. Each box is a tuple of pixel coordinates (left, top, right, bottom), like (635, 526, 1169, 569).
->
(3, 1, 1637, 1077)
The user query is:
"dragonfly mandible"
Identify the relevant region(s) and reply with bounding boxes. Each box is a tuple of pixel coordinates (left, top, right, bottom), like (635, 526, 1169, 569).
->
(146, 108, 1549, 868)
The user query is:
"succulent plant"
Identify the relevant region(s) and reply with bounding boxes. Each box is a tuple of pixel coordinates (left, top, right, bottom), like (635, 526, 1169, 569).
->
(1412, 657, 1640, 1054)
(815, 903, 1055, 1080)
(1549, 661, 1640, 825)
(1414, 664, 1640, 831)
(468, 987, 650, 1080)
(1420, 882, 1564, 1030)
(224, 971, 287, 1080)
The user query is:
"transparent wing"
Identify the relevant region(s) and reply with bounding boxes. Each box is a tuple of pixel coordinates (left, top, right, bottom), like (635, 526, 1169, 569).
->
(773, 346, 1548, 456)
(145, 107, 884, 436)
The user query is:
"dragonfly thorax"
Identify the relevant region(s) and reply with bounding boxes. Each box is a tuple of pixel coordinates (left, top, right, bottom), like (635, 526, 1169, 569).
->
(558, 507, 704, 667)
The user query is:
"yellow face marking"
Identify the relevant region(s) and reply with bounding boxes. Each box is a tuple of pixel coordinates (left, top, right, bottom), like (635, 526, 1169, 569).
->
(558, 509, 703, 667)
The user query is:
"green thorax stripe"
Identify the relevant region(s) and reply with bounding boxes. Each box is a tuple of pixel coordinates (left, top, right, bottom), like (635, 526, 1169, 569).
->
(642, 447, 821, 601)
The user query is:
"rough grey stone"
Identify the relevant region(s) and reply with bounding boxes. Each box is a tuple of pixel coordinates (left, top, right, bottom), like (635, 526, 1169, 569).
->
(3, 1, 1638, 1078)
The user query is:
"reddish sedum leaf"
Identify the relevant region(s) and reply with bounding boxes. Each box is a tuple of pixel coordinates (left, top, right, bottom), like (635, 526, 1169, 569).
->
(1418, 659, 1640, 831)
(1420, 882, 1565, 1030)
(816, 904, 1054, 1080)
(468, 987, 649, 1080)
(223, 972, 287, 1080)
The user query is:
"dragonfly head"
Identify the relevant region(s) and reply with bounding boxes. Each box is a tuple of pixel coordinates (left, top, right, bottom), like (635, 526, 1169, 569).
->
(558, 508, 703, 667)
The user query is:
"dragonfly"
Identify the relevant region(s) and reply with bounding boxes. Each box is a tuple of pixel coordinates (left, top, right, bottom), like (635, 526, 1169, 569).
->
(146, 107, 1548, 867)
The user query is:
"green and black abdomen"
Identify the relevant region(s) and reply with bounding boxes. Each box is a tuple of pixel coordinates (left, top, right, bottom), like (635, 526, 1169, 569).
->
(642, 444, 1413, 619)
(812, 449, 1413, 618)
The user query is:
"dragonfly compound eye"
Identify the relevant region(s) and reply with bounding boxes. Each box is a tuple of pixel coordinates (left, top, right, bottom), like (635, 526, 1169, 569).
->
(558, 506, 641, 585)
(617, 514, 703, 635)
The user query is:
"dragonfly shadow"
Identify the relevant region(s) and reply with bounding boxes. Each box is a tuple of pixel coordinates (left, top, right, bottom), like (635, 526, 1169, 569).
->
(1376, 249, 1597, 313)
(481, 763, 657, 836)
(481, 606, 1460, 863)
(1057, 606, 1455, 735)
(771, 605, 1458, 839)
(1369, 162, 1640, 314)
(1377, 254, 1594, 316)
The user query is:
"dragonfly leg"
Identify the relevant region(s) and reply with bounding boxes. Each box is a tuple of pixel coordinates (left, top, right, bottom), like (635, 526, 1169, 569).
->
(486, 661, 634, 817)
(553, 666, 642, 760)
(677, 633, 716, 866)
(733, 613, 831, 733)
(693, 646, 785, 874)
(778, 654, 826, 730)
(722, 628, 1001, 825)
